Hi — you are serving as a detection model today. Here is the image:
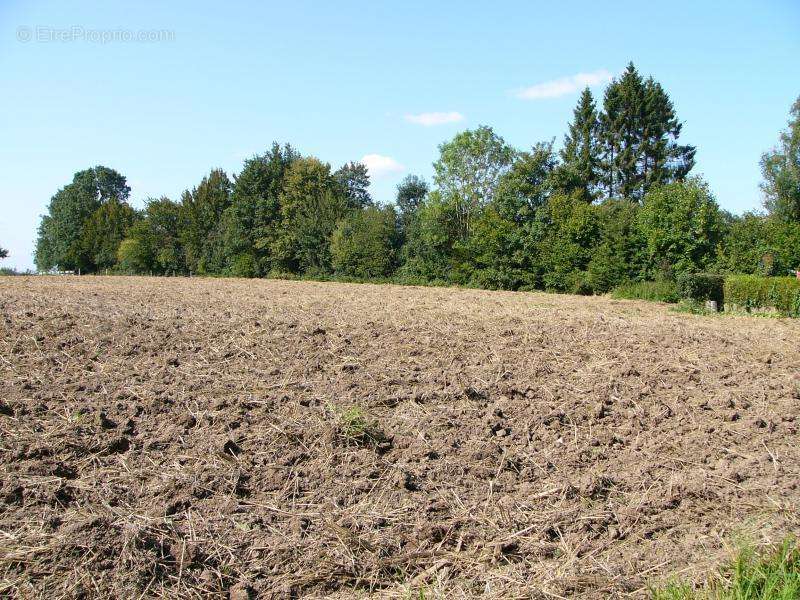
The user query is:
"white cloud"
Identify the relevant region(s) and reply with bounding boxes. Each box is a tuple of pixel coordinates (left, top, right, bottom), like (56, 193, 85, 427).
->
(515, 69, 613, 100)
(361, 154, 405, 179)
(404, 111, 465, 126)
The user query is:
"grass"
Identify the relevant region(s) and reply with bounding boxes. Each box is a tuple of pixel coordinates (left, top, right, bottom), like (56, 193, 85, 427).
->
(611, 280, 680, 303)
(653, 540, 800, 600)
(330, 404, 388, 447)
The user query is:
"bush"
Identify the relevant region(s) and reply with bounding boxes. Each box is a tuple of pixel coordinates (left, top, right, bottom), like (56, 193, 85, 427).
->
(611, 280, 679, 303)
(724, 275, 800, 316)
(677, 272, 725, 304)
(228, 253, 258, 278)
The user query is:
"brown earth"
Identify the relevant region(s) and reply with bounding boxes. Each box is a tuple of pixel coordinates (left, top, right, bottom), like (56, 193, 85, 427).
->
(1, 276, 799, 599)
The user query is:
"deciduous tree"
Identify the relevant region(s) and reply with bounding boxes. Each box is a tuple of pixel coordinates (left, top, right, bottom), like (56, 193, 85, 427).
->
(761, 96, 800, 222)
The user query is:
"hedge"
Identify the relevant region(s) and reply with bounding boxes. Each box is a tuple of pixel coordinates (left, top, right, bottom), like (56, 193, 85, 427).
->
(724, 275, 800, 317)
(676, 272, 725, 304)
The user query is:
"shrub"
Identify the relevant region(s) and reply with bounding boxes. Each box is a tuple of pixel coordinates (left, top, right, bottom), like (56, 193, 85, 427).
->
(611, 280, 679, 303)
(677, 272, 725, 304)
(724, 275, 800, 317)
(228, 253, 258, 278)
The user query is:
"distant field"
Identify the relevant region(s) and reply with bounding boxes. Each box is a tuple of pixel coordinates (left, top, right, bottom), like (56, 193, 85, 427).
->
(1, 276, 799, 598)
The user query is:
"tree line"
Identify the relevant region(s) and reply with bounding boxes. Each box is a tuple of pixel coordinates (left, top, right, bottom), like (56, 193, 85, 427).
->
(33, 63, 800, 293)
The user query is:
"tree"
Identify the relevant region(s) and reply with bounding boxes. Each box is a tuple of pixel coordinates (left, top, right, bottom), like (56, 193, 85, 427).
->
(455, 206, 532, 290)
(586, 199, 646, 292)
(226, 143, 300, 275)
(532, 192, 601, 292)
(598, 63, 694, 201)
(335, 161, 372, 209)
(433, 125, 515, 240)
(761, 96, 800, 222)
(0, 247, 7, 259)
(331, 206, 399, 278)
(180, 169, 232, 274)
(398, 191, 459, 282)
(34, 166, 130, 272)
(395, 174, 429, 238)
(561, 88, 601, 200)
(272, 157, 348, 274)
(639, 178, 724, 276)
(495, 141, 559, 222)
(118, 197, 185, 274)
(716, 212, 800, 275)
(80, 198, 138, 271)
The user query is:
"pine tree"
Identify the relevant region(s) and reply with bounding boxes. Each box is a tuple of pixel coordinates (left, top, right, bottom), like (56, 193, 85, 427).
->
(561, 87, 601, 200)
(597, 63, 694, 201)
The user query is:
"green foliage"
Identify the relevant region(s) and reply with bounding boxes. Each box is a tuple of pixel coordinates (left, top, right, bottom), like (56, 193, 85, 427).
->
(226, 143, 299, 276)
(676, 272, 725, 304)
(395, 174, 429, 239)
(598, 63, 695, 201)
(0, 247, 8, 259)
(433, 125, 515, 240)
(561, 87, 601, 200)
(724, 275, 800, 316)
(35, 166, 130, 272)
(761, 96, 800, 223)
(495, 141, 559, 222)
(716, 214, 800, 276)
(455, 206, 532, 290)
(331, 405, 386, 447)
(179, 169, 232, 274)
(227, 253, 258, 278)
(331, 206, 399, 279)
(80, 198, 138, 271)
(587, 199, 646, 293)
(335, 161, 372, 209)
(30, 70, 794, 308)
(398, 191, 457, 282)
(653, 540, 800, 600)
(639, 178, 724, 275)
(117, 197, 186, 274)
(116, 235, 151, 273)
(272, 157, 348, 274)
(611, 280, 680, 303)
(532, 192, 600, 292)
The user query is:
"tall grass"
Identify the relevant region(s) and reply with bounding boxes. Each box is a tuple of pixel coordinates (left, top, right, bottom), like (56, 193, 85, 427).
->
(611, 280, 680, 303)
(653, 540, 799, 600)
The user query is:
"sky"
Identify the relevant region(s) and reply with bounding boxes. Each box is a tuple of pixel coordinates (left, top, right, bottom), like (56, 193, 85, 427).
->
(1, 0, 798, 271)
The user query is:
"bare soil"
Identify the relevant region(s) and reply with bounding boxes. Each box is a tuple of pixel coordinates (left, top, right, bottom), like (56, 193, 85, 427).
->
(1, 276, 799, 599)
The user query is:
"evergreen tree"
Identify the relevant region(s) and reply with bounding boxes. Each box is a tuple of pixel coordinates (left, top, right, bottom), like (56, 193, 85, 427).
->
(641, 78, 695, 190)
(561, 88, 601, 200)
(598, 63, 694, 201)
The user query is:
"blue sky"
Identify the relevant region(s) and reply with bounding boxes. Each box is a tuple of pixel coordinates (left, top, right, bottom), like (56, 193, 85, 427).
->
(1, 0, 798, 271)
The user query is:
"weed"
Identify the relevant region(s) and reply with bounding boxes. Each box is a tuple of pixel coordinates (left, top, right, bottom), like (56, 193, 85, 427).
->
(653, 539, 800, 599)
